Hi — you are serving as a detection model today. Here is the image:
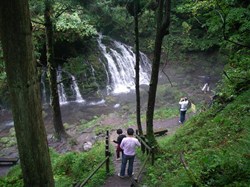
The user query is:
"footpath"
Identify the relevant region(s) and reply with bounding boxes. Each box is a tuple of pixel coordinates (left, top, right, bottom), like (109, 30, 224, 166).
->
(101, 116, 181, 187)
(101, 152, 141, 187)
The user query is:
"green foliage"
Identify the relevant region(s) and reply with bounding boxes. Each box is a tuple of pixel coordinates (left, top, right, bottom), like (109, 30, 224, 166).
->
(78, 116, 100, 132)
(0, 128, 17, 148)
(153, 107, 178, 120)
(63, 55, 107, 96)
(0, 44, 10, 107)
(94, 125, 113, 136)
(51, 142, 108, 187)
(76, 115, 114, 136)
(1, 142, 110, 187)
(168, 0, 250, 53)
(216, 52, 250, 99)
(0, 44, 6, 81)
(55, 12, 97, 42)
(91, 0, 134, 43)
(0, 166, 23, 187)
(29, 0, 98, 59)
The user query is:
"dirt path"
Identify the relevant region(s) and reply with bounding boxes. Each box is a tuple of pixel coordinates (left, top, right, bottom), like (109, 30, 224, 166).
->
(101, 116, 182, 187)
(101, 152, 141, 187)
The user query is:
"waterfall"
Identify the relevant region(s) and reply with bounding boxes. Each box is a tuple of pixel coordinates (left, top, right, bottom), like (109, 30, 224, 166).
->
(40, 68, 86, 105)
(41, 70, 47, 103)
(57, 68, 68, 104)
(97, 34, 151, 94)
(40, 35, 152, 104)
(70, 75, 85, 103)
(139, 52, 152, 84)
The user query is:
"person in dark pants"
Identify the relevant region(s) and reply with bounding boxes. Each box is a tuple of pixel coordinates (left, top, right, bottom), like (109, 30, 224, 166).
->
(118, 128, 141, 178)
(179, 97, 189, 124)
(113, 129, 126, 161)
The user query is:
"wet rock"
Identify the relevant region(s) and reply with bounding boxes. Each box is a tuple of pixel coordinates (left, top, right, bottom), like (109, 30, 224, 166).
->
(83, 141, 92, 151)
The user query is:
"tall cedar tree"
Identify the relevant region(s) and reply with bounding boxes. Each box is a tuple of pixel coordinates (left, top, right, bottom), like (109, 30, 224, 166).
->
(0, 1, 54, 186)
(134, 0, 143, 135)
(146, 0, 171, 145)
(44, 0, 67, 140)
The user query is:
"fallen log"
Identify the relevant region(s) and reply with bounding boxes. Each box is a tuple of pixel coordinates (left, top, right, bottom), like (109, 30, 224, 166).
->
(143, 129, 168, 136)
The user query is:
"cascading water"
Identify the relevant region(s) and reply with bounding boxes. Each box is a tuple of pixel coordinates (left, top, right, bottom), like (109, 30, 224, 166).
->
(99, 58, 111, 95)
(88, 64, 106, 105)
(40, 35, 151, 104)
(41, 70, 47, 103)
(57, 69, 68, 104)
(41, 69, 85, 105)
(70, 75, 85, 103)
(97, 34, 151, 94)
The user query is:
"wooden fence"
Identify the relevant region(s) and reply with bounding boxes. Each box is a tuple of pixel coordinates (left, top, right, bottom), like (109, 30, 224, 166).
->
(75, 130, 111, 187)
(75, 129, 167, 187)
(130, 131, 155, 187)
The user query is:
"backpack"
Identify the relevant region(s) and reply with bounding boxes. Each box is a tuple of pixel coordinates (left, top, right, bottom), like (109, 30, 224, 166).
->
(187, 100, 191, 109)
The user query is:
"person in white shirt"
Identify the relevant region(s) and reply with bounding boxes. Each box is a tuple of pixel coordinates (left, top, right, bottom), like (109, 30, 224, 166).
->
(202, 76, 211, 93)
(179, 97, 189, 124)
(118, 128, 141, 178)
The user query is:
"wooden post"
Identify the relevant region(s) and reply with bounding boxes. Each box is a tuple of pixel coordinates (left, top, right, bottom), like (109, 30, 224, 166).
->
(105, 130, 110, 174)
(141, 136, 145, 154)
(136, 130, 144, 153)
(145, 138, 149, 155)
(151, 146, 155, 165)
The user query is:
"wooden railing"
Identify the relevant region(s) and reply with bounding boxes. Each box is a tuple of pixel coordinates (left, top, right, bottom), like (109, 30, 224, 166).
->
(75, 129, 167, 187)
(75, 130, 111, 187)
(130, 131, 156, 187)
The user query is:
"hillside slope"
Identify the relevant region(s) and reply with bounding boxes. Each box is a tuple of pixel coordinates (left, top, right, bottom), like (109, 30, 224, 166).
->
(143, 71, 250, 186)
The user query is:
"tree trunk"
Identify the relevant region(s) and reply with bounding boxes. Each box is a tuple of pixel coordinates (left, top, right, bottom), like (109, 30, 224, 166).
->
(134, 0, 143, 135)
(44, 0, 67, 140)
(146, 0, 171, 145)
(0, 1, 54, 186)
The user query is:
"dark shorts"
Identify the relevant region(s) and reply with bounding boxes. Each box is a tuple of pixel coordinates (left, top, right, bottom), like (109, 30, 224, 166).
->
(117, 144, 122, 152)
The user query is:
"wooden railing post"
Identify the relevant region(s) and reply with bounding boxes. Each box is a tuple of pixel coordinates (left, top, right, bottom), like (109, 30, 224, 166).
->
(145, 138, 149, 155)
(141, 136, 146, 154)
(105, 130, 110, 174)
(137, 130, 145, 154)
(151, 146, 155, 166)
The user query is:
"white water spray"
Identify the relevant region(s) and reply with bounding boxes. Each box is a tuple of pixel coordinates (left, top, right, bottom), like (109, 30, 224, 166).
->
(97, 34, 151, 94)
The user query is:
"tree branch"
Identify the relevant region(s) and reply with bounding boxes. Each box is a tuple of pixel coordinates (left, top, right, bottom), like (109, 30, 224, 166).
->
(223, 71, 233, 83)
(55, 6, 71, 18)
(31, 19, 44, 26)
(161, 46, 173, 87)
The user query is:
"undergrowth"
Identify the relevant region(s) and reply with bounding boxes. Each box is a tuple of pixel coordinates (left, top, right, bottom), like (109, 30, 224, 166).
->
(143, 93, 250, 186)
(142, 56, 250, 186)
(0, 141, 113, 187)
